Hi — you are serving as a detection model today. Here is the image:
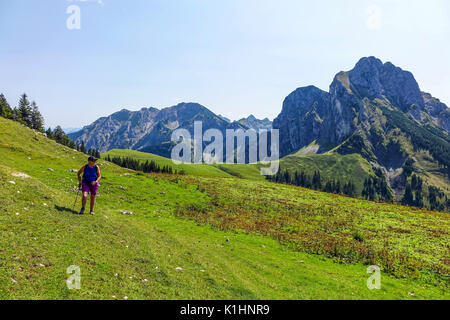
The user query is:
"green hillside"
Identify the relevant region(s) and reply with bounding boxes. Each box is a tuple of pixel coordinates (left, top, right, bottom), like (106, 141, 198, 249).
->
(0, 117, 449, 300)
(280, 151, 373, 194)
(103, 149, 264, 180)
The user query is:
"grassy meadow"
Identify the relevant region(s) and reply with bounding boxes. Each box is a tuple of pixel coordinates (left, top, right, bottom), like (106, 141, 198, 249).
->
(0, 117, 449, 299)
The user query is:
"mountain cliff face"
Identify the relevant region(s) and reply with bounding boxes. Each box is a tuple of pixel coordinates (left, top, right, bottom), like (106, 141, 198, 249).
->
(69, 102, 247, 156)
(273, 57, 450, 198)
(273, 86, 330, 156)
(274, 57, 449, 154)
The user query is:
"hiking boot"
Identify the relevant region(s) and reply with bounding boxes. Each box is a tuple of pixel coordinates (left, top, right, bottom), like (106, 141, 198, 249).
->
(90, 211, 95, 215)
(79, 207, 85, 215)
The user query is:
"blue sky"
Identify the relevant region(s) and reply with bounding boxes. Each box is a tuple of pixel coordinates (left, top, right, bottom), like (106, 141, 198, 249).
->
(0, 0, 449, 128)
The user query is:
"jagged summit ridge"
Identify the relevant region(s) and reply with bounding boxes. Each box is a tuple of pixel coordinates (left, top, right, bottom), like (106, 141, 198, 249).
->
(274, 56, 449, 157)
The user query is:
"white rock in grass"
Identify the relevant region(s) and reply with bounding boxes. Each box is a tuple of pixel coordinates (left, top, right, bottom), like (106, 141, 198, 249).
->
(124, 296, 128, 300)
(8, 181, 16, 185)
(15, 213, 20, 216)
(175, 267, 183, 271)
(12, 172, 31, 179)
(11, 279, 17, 284)
(43, 203, 48, 207)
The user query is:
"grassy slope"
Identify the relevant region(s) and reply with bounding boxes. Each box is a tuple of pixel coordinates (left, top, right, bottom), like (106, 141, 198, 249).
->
(179, 176, 449, 282)
(0, 117, 448, 299)
(103, 149, 265, 181)
(103, 149, 232, 178)
(280, 152, 373, 193)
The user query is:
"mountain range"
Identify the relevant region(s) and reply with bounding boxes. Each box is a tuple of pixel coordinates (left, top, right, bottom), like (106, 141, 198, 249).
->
(69, 57, 450, 199)
(273, 57, 449, 199)
(69, 104, 273, 157)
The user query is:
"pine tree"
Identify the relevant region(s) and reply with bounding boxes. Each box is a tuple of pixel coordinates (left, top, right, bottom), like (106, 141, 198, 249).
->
(343, 182, 356, 197)
(12, 107, 21, 121)
(53, 126, 66, 143)
(17, 93, 32, 127)
(46, 127, 53, 139)
(30, 101, 44, 131)
(312, 171, 322, 190)
(414, 189, 424, 208)
(334, 180, 341, 194)
(362, 178, 376, 201)
(0, 93, 13, 119)
(283, 170, 291, 184)
(402, 183, 414, 206)
(428, 186, 440, 211)
(379, 179, 392, 202)
(403, 158, 414, 177)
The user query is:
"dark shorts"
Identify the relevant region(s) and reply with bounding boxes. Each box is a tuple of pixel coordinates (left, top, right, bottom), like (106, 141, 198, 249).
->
(82, 182, 99, 196)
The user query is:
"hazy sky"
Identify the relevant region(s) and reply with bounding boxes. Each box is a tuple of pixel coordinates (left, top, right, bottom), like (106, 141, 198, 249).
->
(0, 0, 449, 128)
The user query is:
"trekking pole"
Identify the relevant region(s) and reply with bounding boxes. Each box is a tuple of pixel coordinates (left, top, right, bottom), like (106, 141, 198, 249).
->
(72, 184, 81, 212)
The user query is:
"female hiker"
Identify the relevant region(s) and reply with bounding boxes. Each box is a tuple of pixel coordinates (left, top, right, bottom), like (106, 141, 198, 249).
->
(77, 156, 101, 215)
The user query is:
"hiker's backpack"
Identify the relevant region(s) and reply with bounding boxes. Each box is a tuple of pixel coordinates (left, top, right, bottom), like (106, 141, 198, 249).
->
(83, 164, 98, 183)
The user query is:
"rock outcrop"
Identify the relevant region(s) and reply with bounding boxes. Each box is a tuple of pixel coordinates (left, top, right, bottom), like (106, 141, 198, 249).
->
(273, 57, 449, 157)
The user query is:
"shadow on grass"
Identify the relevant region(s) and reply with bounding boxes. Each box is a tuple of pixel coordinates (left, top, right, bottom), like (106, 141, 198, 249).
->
(55, 205, 78, 215)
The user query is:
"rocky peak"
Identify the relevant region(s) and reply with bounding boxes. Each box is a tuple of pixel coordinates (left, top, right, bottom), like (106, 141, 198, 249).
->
(273, 86, 330, 156)
(281, 85, 330, 115)
(274, 57, 449, 158)
(423, 92, 448, 116)
(347, 57, 424, 111)
(235, 114, 272, 131)
(348, 56, 385, 99)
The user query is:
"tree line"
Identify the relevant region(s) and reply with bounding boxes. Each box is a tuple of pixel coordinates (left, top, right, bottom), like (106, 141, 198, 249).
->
(268, 166, 449, 212)
(0, 92, 99, 158)
(1, 93, 44, 131)
(361, 168, 392, 202)
(401, 169, 449, 212)
(104, 155, 183, 175)
(267, 169, 357, 197)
